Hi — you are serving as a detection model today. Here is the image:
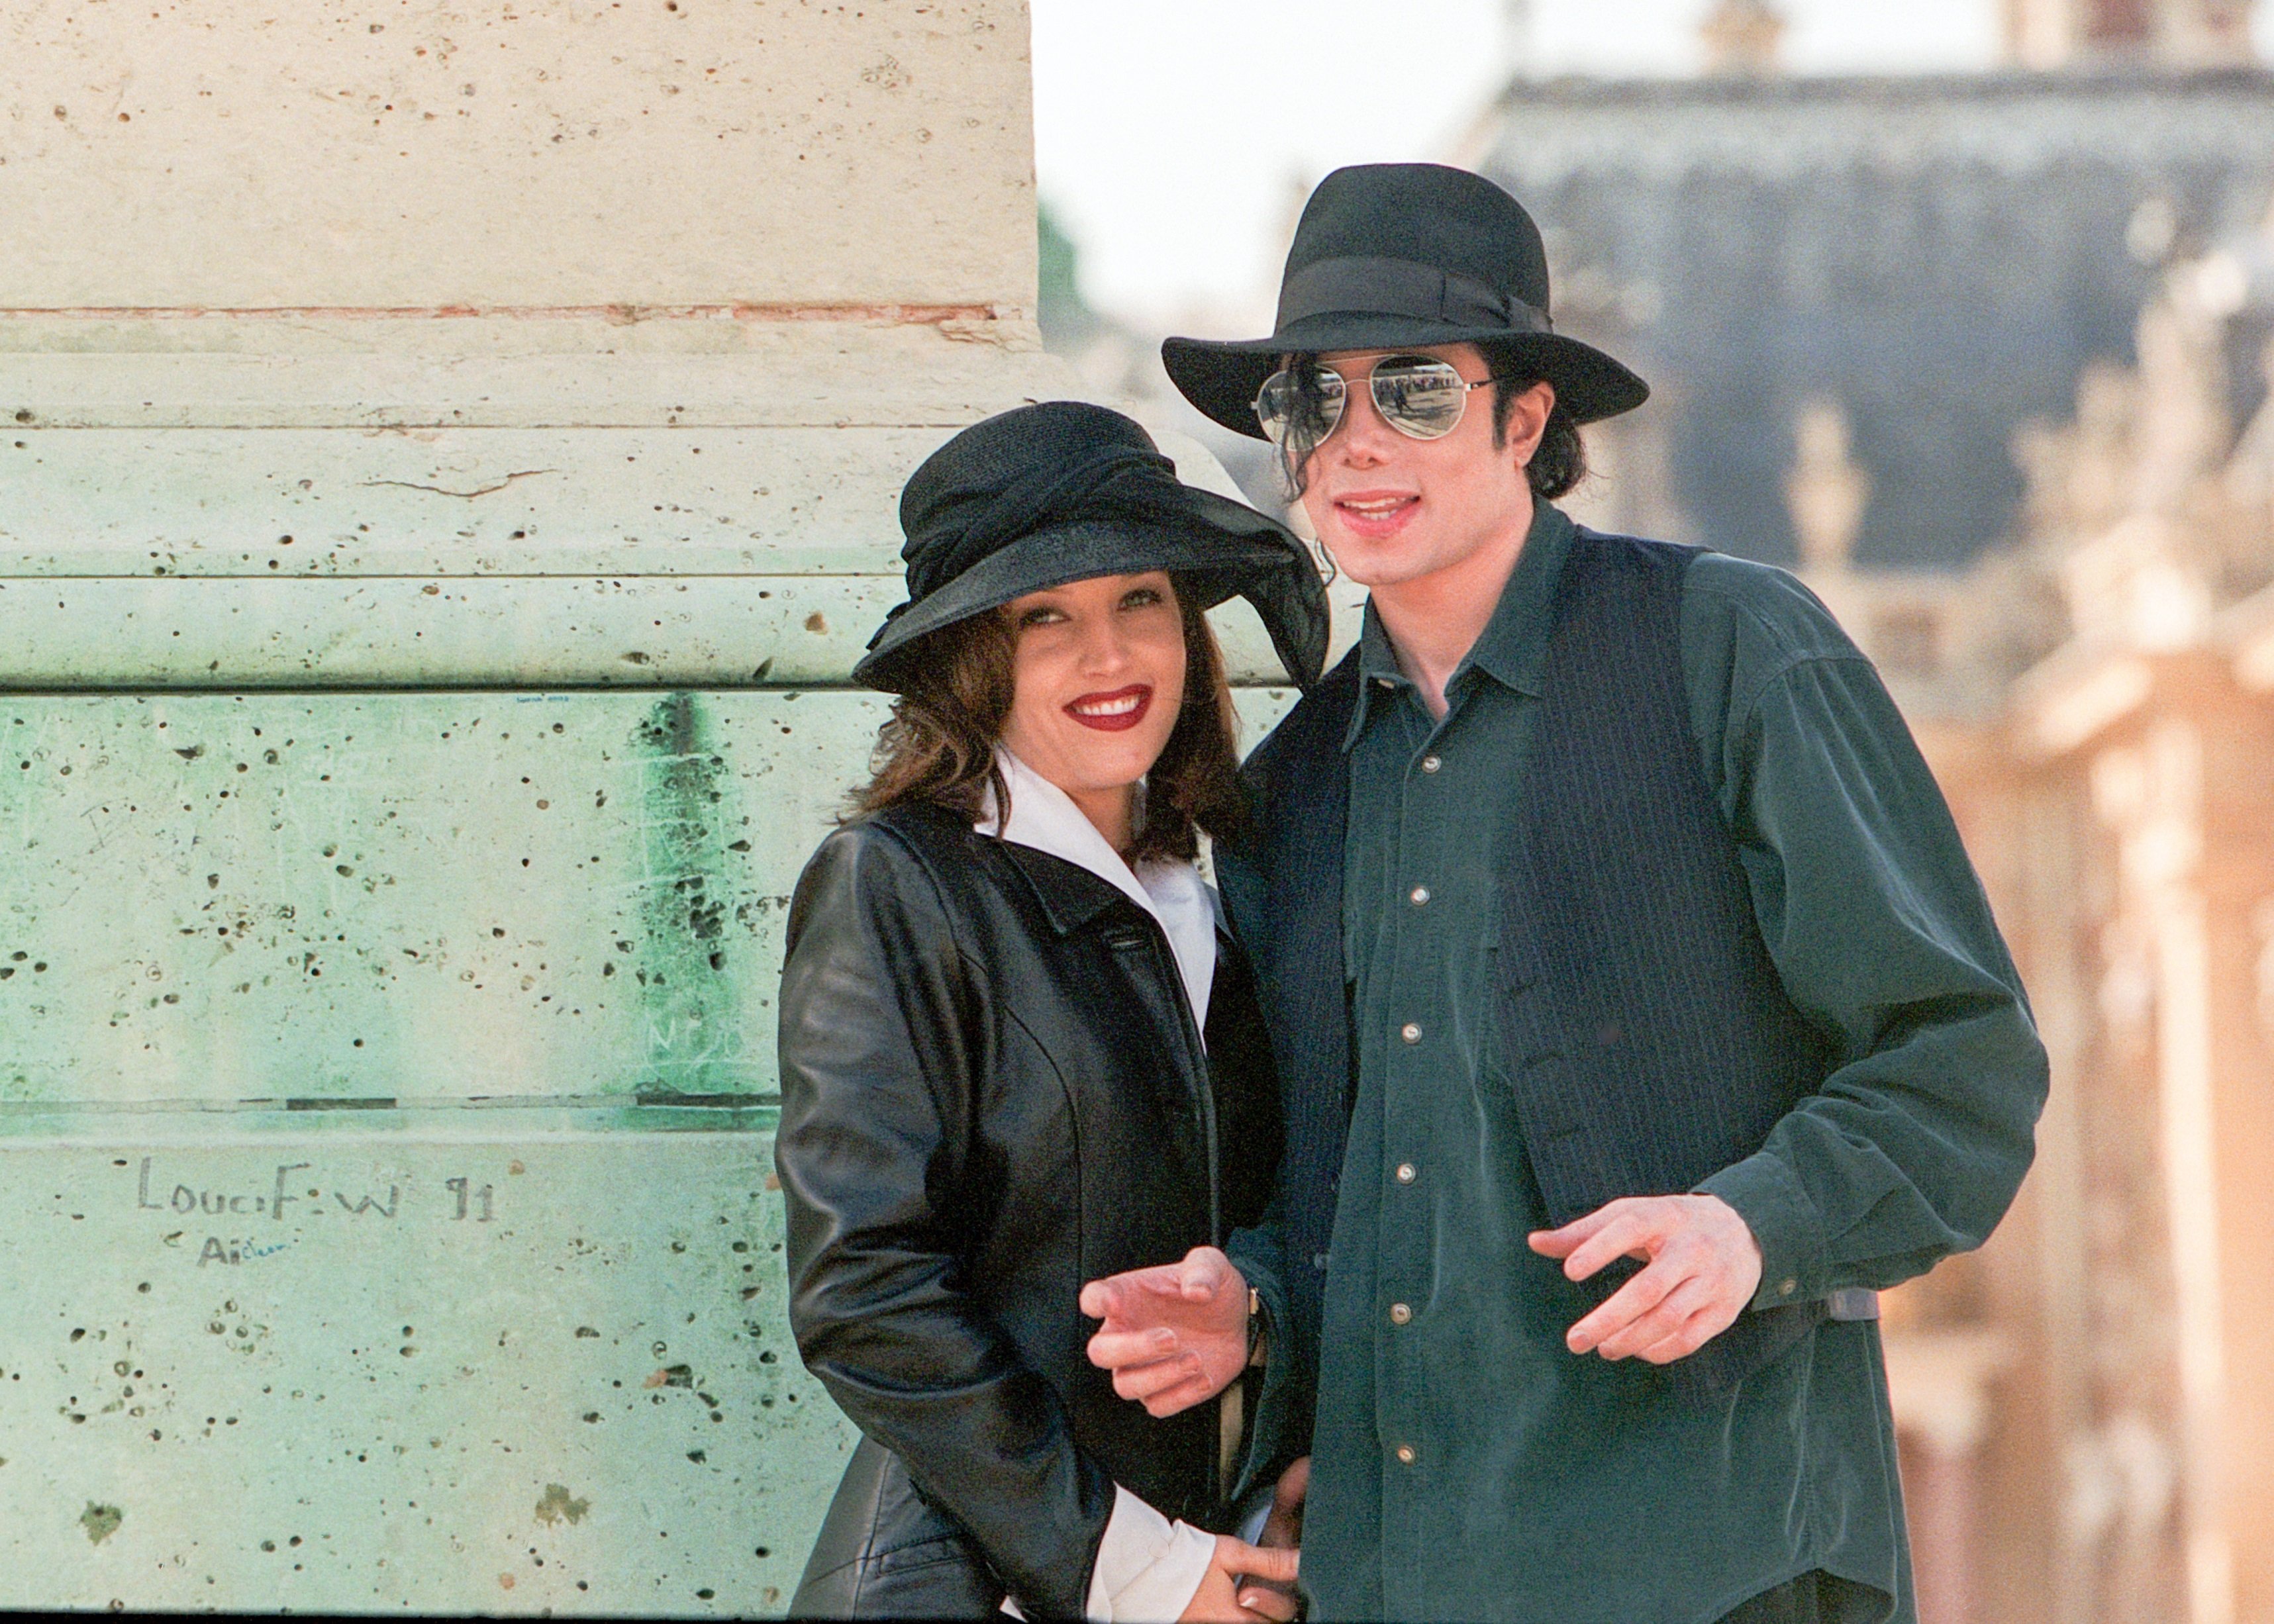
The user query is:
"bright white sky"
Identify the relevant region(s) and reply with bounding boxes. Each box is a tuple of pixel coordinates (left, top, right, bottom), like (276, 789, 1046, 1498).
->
(1030, 0, 2008, 326)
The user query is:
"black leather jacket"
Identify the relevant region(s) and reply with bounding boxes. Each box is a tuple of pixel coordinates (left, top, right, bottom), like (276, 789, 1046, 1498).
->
(775, 802, 1281, 1620)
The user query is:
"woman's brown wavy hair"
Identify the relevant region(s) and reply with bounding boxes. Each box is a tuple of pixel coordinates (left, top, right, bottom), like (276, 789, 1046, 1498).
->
(851, 577, 1248, 863)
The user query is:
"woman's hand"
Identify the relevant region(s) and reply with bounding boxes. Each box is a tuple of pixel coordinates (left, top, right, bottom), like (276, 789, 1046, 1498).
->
(1081, 1245, 1251, 1417)
(1176, 1535, 1299, 1623)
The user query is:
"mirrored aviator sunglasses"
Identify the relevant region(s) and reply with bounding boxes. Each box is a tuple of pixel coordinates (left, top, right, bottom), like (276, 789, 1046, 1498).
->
(1253, 354, 1498, 449)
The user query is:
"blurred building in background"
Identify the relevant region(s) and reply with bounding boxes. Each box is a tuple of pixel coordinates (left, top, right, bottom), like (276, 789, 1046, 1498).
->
(1469, 6, 2274, 1623)
(1044, 3, 2274, 1622)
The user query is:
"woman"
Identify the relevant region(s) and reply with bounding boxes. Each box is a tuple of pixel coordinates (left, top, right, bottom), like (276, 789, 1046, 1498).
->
(775, 401, 1328, 1622)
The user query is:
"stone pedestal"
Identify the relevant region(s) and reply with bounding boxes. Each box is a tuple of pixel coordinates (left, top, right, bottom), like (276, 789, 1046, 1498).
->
(0, 3, 1179, 1613)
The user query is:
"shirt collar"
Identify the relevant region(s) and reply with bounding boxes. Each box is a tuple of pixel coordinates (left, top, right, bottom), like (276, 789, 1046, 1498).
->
(1342, 501, 1575, 751)
(976, 748, 1219, 1031)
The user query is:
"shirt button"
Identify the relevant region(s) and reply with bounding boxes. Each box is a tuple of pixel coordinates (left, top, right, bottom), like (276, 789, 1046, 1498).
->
(1409, 885, 1430, 906)
(1420, 754, 1442, 773)
(1400, 1022, 1422, 1044)
(1779, 1278, 1797, 1296)
(1375, 677, 1397, 691)
(1395, 1444, 1417, 1465)
(1395, 1163, 1416, 1184)
(1389, 1302, 1412, 1325)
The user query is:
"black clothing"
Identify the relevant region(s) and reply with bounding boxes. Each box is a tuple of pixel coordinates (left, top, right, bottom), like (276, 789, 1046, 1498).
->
(775, 802, 1280, 1619)
(1216, 508, 2047, 1620)
(854, 400, 1326, 691)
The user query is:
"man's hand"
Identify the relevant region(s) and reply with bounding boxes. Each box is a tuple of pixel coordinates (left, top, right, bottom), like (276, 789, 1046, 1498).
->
(1081, 1245, 1250, 1417)
(1178, 1535, 1299, 1623)
(1231, 1456, 1309, 1622)
(1528, 1194, 1762, 1363)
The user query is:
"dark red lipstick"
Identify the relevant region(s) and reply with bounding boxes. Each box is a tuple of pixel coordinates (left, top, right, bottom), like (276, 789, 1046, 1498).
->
(1063, 685, 1153, 732)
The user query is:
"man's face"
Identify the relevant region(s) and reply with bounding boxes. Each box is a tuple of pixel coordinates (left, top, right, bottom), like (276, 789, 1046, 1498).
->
(1297, 343, 1552, 591)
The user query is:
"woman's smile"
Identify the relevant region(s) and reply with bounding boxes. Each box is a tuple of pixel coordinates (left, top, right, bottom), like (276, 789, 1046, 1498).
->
(1063, 685, 1153, 732)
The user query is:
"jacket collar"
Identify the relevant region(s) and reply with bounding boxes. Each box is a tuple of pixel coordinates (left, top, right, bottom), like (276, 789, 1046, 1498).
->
(977, 747, 1219, 1030)
(996, 839, 1130, 937)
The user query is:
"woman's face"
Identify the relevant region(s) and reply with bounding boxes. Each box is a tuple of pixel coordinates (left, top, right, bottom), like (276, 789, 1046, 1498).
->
(998, 570, 1187, 811)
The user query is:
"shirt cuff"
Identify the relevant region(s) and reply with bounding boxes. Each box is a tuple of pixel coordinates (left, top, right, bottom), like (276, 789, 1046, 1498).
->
(1083, 1485, 1216, 1623)
(1696, 1149, 1829, 1312)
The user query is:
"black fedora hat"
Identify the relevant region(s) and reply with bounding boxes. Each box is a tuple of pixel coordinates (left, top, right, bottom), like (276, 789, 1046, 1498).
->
(1163, 163, 1648, 440)
(854, 401, 1329, 693)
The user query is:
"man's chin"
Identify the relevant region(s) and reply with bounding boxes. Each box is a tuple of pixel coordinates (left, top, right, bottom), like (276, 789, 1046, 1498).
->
(1320, 544, 1434, 591)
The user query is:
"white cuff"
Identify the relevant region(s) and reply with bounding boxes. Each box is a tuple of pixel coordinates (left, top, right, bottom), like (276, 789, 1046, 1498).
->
(1083, 1484, 1218, 1622)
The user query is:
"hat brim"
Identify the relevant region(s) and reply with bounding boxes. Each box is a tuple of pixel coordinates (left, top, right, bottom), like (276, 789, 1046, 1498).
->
(1162, 314, 1649, 442)
(853, 495, 1328, 694)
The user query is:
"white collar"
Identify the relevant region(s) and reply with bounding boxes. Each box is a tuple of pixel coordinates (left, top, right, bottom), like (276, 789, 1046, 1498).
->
(977, 748, 1218, 1036)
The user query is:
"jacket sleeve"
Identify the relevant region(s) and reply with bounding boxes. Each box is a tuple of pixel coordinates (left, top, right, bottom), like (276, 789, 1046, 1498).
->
(1682, 566, 2051, 1309)
(774, 824, 1114, 1620)
(1211, 836, 1314, 1498)
(1223, 1190, 1308, 1500)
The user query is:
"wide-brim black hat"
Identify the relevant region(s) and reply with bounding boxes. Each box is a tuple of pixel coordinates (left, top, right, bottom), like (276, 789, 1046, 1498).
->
(854, 401, 1329, 692)
(1163, 163, 1649, 440)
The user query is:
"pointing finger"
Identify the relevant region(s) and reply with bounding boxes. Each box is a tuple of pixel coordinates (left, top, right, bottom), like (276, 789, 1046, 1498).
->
(1528, 1196, 1645, 1259)
(1080, 1263, 1189, 1325)
(1560, 1210, 1667, 1282)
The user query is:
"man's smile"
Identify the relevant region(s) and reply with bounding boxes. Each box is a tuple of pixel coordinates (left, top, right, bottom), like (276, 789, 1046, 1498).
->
(1330, 490, 1421, 539)
(1063, 684, 1152, 732)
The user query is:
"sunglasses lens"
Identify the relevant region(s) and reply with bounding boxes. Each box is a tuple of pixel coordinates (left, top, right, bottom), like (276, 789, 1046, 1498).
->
(1370, 358, 1471, 439)
(1254, 367, 1344, 447)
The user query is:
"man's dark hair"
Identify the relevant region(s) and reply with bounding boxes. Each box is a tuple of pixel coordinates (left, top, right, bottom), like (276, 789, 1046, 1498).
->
(1479, 342, 1588, 502)
(1273, 342, 1589, 503)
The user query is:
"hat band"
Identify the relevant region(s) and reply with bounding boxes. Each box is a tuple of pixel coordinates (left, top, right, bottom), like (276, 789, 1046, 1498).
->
(1275, 257, 1553, 336)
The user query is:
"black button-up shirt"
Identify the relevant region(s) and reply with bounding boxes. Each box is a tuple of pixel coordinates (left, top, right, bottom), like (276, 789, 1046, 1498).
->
(1233, 503, 2044, 1623)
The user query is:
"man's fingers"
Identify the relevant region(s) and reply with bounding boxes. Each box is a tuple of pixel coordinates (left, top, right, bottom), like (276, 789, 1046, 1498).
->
(1635, 1289, 1746, 1364)
(1137, 1372, 1219, 1418)
(1526, 1201, 1624, 1259)
(1565, 1255, 1684, 1353)
(1085, 1327, 1179, 1370)
(1080, 1262, 1194, 1323)
(1237, 1584, 1301, 1623)
(1109, 1353, 1203, 1404)
(1588, 1274, 1714, 1361)
(1271, 1455, 1310, 1517)
(1557, 1210, 1668, 1282)
(1222, 1539, 1300, 1585)
(1174, 1245, 1232, 1300)
(1636, 1304, 1737, 1364)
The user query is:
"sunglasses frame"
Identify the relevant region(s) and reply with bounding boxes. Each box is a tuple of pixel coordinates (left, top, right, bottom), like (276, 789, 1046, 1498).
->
(1252, 354, 1502, 449)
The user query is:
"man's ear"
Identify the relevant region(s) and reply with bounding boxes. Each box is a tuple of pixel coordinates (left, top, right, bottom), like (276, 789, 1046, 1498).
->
(1501, 380, 1556, 466)
(1518, 384, 1555, 468)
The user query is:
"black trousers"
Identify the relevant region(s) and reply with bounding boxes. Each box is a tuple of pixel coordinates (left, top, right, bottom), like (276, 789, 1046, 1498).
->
(1718, 1570, 1880, 1623)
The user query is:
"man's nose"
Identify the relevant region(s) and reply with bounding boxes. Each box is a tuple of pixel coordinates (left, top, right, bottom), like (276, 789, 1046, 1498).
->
(1331, 379, 1397, 464)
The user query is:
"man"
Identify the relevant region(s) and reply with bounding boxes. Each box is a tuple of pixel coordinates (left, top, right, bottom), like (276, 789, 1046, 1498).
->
(1081, 164, 2049, 1623)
